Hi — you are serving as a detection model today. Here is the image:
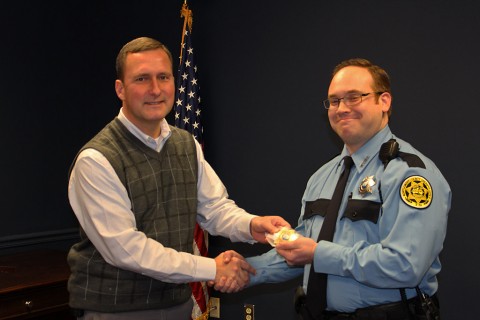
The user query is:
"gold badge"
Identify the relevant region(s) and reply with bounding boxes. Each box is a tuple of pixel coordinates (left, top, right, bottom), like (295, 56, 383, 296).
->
(359, 176, 376, 195)
(400, 175, 432, 209)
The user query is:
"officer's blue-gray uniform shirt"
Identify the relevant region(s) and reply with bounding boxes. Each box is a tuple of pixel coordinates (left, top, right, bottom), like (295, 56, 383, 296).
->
(247, 125, 451, 312)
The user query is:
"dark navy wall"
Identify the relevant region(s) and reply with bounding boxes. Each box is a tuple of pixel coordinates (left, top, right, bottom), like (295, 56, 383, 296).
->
(1, 1, 478, 319)
(197, 1, 478, 319)
(0, 1, 182, 252)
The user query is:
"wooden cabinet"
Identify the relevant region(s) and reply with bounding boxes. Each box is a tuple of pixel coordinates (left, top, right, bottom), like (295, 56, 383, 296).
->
(0, 250, 74, 319)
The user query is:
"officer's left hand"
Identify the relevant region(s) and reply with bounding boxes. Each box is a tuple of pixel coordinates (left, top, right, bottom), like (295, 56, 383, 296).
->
(276, 237, 317, 266)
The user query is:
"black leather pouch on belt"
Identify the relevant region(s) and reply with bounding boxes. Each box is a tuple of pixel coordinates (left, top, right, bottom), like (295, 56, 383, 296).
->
(294, 286, 306, 313)
(294, 286, 314, 320)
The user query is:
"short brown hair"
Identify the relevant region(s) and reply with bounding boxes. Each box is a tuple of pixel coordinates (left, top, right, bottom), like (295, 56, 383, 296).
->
(115, 37, 173, 81)
(332, 58, 392, 116)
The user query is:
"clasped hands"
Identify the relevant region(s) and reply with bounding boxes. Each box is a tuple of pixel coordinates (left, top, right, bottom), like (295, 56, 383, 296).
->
(211, 250, 254, 293)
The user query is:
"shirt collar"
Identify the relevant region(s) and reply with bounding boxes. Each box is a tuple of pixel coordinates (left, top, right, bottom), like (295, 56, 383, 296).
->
(339, 125, 393, 172)
(117, 108, 172, 151)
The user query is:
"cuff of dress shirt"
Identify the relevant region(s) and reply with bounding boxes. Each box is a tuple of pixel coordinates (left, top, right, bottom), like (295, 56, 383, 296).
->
(194, 255, 217, 281)
(233, 214, 258, 244)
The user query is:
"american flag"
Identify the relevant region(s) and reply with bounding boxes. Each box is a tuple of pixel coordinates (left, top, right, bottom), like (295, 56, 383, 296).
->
(174, 30, 203, 146)
(174, 4, 209, 320)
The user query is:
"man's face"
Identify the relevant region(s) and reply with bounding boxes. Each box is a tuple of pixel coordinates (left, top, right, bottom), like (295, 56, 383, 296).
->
(115, 48, 175, 137)
(327, 66, 391, 153)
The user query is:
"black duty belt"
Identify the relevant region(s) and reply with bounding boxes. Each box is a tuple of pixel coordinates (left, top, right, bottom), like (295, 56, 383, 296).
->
(294, 286, 439, 320)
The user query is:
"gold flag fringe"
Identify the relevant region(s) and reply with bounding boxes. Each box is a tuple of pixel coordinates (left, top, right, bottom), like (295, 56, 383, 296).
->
(194, 299, 211, 320)
(180, 3, 193, 61)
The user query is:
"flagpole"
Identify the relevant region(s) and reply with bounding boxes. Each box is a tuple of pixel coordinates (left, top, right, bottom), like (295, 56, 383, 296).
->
(177, 3, 210, 319)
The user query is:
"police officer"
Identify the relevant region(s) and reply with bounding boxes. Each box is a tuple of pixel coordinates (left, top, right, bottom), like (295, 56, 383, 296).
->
(241, 58, 451, 320)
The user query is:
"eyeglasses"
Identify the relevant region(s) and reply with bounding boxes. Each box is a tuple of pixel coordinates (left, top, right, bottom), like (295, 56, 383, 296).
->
(323, 92, 384, 110)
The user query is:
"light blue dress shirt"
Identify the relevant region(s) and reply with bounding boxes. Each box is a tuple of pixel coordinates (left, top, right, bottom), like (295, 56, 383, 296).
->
(247, 125, 451, 312)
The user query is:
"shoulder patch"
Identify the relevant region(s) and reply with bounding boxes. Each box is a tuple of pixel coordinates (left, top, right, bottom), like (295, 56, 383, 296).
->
(400, 175, 432, 209)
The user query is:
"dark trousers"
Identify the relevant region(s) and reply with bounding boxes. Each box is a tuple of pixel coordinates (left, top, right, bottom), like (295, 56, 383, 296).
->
(75, 299, 194, 320)
(296, 294, 439, 320)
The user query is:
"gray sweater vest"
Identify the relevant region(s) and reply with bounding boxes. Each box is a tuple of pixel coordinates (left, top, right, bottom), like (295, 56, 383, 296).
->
(68, 118, 198, 313)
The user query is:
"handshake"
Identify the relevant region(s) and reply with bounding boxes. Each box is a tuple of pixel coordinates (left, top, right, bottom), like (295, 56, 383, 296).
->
(209, 226, 314, 293)
(209, 250, 256, 293)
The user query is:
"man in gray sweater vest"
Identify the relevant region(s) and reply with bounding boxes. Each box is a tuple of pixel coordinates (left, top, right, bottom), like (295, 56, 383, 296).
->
(67, 37, 289, 320)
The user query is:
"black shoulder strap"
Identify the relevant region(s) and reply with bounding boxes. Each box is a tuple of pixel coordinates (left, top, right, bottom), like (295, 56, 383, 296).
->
(379, 139, 425, 169)
(397, 151, 426, 169)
